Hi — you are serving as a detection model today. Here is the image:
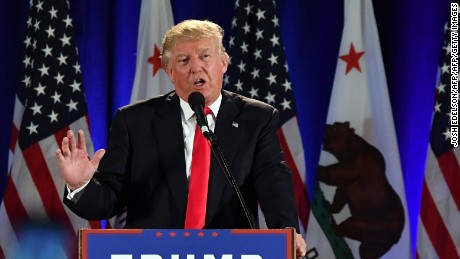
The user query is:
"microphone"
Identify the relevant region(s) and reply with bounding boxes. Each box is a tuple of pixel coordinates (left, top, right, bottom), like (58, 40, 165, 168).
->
(188, 92, 210, 138)
(187, 91, 256, 229)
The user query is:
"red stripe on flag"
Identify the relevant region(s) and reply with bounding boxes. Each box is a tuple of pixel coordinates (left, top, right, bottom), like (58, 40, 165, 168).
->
(420, 181, 458, 258)
(55, 126, 71, 148)
(3, 174, 29, 235)
(89, 221, 102, 229)
(22, 144, 74, 231)
(10, 125, 19, 152)
(85, 115, 92, 133)
(437, 150, 460, 210)
(277, 128, 309, 230)
(22, 143, 78, 258)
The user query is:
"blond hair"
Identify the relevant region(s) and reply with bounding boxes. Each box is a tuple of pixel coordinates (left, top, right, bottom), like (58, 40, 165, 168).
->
(161, 19, 229, 67)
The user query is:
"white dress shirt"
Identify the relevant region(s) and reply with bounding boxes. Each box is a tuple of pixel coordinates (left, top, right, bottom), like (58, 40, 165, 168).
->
(67, 93, 222, 199)
(180, 93, 221, 179)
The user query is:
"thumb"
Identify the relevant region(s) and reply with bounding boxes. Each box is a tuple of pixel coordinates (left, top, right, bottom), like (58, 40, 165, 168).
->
(91, 149, 106, 167)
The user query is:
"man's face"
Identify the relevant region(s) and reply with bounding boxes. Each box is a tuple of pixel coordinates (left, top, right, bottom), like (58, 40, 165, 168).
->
(165, 37, 228, 106)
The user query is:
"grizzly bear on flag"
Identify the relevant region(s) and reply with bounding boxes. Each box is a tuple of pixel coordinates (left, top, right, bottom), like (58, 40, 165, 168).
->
(317, 121, 405, 259)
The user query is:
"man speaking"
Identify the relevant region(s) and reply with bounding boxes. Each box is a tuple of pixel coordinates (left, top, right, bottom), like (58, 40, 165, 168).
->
(56, 19, 306, 258)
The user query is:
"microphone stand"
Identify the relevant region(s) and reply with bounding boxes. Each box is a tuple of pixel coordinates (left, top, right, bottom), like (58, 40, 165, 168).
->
(204, 130, 256, 229)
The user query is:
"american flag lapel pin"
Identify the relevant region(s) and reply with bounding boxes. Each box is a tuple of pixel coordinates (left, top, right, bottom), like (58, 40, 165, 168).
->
(232, 122, 239, 128)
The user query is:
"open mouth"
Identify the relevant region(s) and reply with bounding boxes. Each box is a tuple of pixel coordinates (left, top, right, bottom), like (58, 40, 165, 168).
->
(194, 78, 205, 87)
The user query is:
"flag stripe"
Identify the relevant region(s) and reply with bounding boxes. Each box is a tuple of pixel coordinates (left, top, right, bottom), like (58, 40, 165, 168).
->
(10, 150, 48, 221)
(437, 150, 460, 210)
(417, 19, 460, 258)
(22, 144, 74, 227)
(70, 117, 95, 155)
(1, 0, 103, 256)
(22, 135, 79, 259)
(281, 117, 307, 182)
(12, 95, 25, 133)
(9, 125, 19, 154)
(54, 126, 71, 150)
(277, 128, 308, 230)
(44, 126, 96, 233)
(424, 149, 460, 255)
(420, 181, 458, 258)
(224, 0, 309, 235)
(89, 220, 103, 229)
(0, 202, 18, 258)
(419, 126, 460, 258)
(40, 137, 68, 198)
(416, 219, 441, 259)
(85, 115, 92, 132)
(3, 174, 28, 234)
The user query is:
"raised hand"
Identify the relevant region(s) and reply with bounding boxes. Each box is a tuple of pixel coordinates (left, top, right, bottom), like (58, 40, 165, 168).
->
(55, 129, 105, 190)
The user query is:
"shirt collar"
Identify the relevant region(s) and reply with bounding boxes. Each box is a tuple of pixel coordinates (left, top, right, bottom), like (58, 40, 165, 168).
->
(179, 92, 222, 121)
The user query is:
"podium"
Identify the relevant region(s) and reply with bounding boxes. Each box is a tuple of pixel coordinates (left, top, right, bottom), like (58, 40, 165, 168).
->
(79, 228, 295, 259)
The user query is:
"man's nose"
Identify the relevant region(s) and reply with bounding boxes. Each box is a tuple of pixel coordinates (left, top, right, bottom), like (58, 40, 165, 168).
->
(190, 58, 202, 73)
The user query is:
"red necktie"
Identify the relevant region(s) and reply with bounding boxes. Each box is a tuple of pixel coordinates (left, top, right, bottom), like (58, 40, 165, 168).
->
(185, 107, 212, 229)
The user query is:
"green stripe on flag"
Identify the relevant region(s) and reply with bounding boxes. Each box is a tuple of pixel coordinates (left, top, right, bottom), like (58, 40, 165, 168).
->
(312, 183, 354, 259)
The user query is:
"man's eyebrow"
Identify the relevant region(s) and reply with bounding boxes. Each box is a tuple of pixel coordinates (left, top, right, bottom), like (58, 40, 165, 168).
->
(174, 53, 189, 59)
(195, 47, 211, 53)
(173, 47, 211, 59)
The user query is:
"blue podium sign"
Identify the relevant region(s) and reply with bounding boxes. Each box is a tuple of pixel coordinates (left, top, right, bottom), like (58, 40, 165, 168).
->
(79, 229, 295, 259)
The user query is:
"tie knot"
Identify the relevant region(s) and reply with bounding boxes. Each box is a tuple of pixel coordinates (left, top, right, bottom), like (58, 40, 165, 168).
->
(204, 107, 212, 116)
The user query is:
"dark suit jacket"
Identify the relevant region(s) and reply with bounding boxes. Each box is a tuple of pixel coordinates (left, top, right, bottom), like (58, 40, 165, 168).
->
(64, 90, 299, 231)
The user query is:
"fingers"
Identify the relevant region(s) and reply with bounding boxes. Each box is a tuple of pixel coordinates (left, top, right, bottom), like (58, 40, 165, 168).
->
(91, 149, 106, 166)
(60, 130, 87, 158)
(295, 233, 307, 258)
(68, 130, 77, 152)
(77, 129, 88, 154)
(61, 135, 71, 157)
(55, 148, 64, 162)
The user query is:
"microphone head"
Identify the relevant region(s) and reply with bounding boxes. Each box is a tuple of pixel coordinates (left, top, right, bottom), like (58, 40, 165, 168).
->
(188, 91, 205, 110)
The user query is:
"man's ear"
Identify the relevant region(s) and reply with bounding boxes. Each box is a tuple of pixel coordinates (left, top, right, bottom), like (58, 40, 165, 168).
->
(221, 57, 228, 74)
(165, 64, 175, 83)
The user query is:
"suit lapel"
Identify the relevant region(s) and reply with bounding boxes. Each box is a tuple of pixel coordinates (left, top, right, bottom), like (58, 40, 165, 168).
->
(151, 93, 188, 219)
(206, 91, 243, 225)
(151, 91, 245, 225)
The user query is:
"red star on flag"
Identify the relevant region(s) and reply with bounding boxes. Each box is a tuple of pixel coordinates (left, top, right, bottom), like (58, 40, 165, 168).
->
(148, 44, 162, 76)
(129, 0, 174, 103)
(155, 231, 162, 237)
(339, 43, 365, 75)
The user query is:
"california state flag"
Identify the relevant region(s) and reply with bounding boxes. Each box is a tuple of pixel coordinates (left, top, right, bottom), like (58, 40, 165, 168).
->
(130, 0, 175, 102)
(112, 0, 174, 229)
(305, 0, 412, 258)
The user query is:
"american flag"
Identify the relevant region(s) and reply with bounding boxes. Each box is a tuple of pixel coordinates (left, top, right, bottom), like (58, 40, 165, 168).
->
(416, 21, 460, 258)
(224, 0, 309, 233)
(0, 0, 102, 257)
